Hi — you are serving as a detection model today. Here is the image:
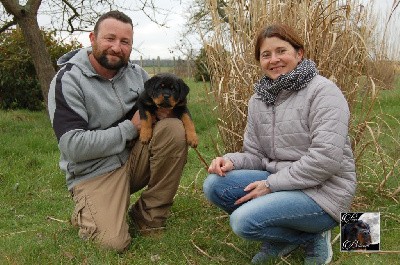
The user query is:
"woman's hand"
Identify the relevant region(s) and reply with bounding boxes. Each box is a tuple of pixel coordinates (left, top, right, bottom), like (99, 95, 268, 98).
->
(234, 180, 271, 205)
(208, 157, 234, 176)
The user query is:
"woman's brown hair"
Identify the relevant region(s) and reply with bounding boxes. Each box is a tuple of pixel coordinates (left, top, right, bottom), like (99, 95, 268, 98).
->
(254, 24, 304, 61)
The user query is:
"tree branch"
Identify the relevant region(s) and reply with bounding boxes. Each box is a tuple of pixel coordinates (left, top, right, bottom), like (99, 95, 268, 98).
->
(137, 0, 167, 26)
(0, 18, 16, 34)
(0, 0, 22, 17)
(26, 0, 43, 13)
(61, 0, 80, 33)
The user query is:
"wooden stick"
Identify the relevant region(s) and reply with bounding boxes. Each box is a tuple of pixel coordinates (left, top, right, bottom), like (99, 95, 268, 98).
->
(192, 147, 209, 170)
(46, 216, 68, 223)
(191, 239, 213, 260)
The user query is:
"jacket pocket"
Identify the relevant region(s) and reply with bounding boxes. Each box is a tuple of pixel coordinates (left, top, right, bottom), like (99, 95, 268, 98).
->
(72, 195, 98, 240)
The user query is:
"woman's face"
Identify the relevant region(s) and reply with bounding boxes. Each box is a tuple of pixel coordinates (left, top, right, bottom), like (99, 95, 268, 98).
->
(259, 37, 303, 80)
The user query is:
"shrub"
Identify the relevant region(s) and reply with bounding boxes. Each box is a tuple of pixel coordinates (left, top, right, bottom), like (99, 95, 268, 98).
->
(194, 48, 210, 82)
(0, 29, 81, 110)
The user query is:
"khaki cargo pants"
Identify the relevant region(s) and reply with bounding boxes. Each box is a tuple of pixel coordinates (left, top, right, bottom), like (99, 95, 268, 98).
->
(70, 118, 188, 252)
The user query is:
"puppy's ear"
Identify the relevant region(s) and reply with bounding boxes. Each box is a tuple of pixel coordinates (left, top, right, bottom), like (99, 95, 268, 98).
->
(144, 75, 161, 95)
(177, 78, 190, 100)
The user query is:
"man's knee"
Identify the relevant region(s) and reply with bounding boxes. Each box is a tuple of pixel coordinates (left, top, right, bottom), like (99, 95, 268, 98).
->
(153, 119, 186, 144)
(151, 118, 188, 157)
(100, 233, 132, 253)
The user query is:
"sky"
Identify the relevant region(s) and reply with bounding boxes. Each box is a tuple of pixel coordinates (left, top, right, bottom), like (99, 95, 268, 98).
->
(36, 0, 399, 61)
(107, 0, 193, 60)
(128, 0, 191, 60)
(38, 0, 192, 60)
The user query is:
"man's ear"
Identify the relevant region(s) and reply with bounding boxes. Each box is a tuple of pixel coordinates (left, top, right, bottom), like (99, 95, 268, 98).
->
(89, 32, 96, 47)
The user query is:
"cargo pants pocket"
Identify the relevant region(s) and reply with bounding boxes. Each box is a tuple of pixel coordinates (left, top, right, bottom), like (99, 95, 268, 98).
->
(71, 195, 98, 241)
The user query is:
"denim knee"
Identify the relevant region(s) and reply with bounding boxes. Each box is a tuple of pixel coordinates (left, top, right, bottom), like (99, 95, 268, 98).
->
(230, 209, 255, 239)
(203, 174, 218, 202)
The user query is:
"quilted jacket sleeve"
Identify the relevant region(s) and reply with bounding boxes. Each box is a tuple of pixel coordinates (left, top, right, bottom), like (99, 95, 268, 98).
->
(224, 95, 267, 170)
(268, 80, 351, 191)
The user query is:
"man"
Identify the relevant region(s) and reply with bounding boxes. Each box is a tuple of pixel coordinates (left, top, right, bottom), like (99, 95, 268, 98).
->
(48, 10, 188, 252)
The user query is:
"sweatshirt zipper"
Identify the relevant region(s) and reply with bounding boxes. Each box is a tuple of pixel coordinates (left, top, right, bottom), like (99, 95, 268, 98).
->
(111, 80, 124, 117)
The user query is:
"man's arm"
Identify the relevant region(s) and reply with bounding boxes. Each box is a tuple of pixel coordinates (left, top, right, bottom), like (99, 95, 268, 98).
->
(48, 67, 138, 163)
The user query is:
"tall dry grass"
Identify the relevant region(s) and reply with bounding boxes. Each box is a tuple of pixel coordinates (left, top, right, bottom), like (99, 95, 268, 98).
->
(198, 0, 400, 201)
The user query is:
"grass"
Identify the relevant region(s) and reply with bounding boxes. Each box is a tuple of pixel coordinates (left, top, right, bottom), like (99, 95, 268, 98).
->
(1, 79, 399, 264)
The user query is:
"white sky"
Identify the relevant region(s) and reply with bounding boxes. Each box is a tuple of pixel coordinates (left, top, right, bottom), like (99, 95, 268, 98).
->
(36, 0, 399, 60)
(38, 0, 191, 60)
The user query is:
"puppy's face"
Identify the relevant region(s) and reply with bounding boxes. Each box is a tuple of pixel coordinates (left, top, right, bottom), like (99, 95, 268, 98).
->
(355, 220, 372, 246)
(144, 73, 189, 109)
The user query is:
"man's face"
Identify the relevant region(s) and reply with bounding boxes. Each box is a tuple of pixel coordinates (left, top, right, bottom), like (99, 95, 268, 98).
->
(90, 18, 133, 70)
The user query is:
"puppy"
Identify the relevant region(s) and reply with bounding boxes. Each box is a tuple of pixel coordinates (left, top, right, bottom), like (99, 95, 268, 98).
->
(137, 73, 198, 148)
(341, 220, 372, 250)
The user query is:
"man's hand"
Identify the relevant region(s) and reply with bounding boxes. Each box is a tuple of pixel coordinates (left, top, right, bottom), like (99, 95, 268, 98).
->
(208, 157, 234, 176)
(234, 181, 271, 205)
(131, 110, 142, 131)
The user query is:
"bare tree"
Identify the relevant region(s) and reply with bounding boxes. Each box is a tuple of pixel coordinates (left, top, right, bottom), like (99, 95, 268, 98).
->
(0, 0, 169, 109)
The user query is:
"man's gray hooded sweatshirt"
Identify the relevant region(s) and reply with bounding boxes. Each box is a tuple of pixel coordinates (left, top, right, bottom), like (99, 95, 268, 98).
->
(48, 48, 149, 190)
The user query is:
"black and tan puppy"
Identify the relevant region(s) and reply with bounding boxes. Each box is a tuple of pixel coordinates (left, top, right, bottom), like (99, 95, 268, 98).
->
(341, 220, 372, 250)
(137, 73, 198, 148)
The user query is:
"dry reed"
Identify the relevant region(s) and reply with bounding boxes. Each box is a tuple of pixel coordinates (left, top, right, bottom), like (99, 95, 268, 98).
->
(198, 0, 400, 199)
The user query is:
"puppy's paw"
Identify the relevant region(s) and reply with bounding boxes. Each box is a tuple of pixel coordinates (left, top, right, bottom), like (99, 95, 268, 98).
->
(186, 132, 199, 148)
(140, 128, 153, 144)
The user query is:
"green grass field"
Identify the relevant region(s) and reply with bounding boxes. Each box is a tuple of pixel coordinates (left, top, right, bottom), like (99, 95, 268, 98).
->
(0, 79, 399, 264)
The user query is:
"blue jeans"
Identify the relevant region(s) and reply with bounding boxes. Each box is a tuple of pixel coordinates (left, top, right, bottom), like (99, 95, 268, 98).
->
(203, 170, 337, 245)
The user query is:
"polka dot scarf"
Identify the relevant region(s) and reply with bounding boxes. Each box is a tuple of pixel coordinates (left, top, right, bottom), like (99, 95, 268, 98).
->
(254, 59, 318, 105)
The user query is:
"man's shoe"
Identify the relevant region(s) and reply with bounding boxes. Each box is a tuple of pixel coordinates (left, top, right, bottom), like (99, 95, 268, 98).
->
(128, 206, 165, 237)
(304, 230, 333, 265)
(251, 241, 299, 264)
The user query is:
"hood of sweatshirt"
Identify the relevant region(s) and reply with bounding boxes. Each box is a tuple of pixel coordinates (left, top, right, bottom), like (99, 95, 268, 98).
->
(58, 47, 106, 77)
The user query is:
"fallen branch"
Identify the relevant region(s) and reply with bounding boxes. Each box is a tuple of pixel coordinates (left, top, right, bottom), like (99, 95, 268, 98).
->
(191, 239, 213, 260)
(222, 241, 251, 259)
(46, 216, 68, 223)
(181, 251, 193, 265)
(332, 232, 340, 245)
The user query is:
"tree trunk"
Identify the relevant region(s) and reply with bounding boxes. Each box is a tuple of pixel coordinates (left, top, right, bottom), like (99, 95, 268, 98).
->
(1, 0, 55, 110)
(18, 15, 55, 110)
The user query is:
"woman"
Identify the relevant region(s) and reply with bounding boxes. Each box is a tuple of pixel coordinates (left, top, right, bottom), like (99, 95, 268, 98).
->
(203, 24, 356, 264)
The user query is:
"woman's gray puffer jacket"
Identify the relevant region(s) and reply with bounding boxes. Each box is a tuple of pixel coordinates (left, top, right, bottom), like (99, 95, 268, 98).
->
(224, 75, 356, 222)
